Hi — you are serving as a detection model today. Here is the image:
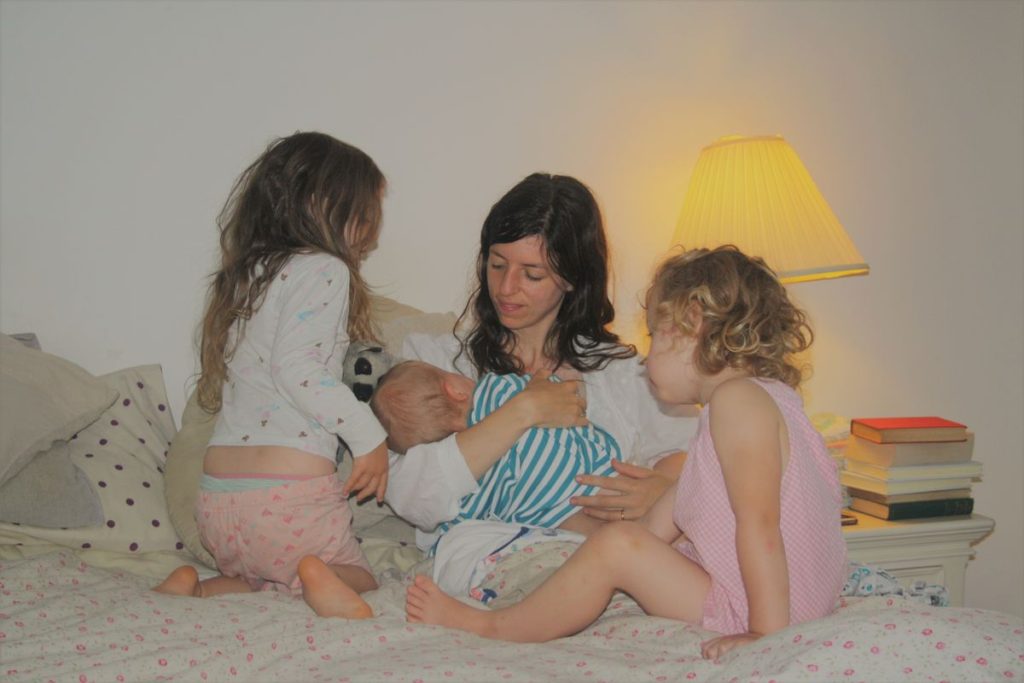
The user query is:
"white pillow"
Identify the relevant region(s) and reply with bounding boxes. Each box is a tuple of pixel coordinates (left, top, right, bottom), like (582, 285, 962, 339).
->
(0, 365, 184, 555)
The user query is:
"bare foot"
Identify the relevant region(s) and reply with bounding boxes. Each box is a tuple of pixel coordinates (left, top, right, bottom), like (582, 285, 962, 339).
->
(405, 574, 493, 637)
(153, 565, 201, 597)
(298, 555, 373, 619)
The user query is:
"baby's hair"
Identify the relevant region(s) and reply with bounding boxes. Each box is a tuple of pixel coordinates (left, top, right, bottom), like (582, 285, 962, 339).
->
(370, 361, 465, 454)
(646, 245, 813, 387)
(197, 132, 385, 412)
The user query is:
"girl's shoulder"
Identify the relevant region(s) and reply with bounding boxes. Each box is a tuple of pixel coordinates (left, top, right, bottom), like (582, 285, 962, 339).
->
(277, 252, 351, 289)
(706, 377, 786, 431)
(708, 376, 777, 405)
(284, 251, 350, 275)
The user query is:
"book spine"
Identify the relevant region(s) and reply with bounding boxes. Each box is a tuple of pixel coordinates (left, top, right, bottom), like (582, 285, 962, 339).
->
(853, 497, 974, 520)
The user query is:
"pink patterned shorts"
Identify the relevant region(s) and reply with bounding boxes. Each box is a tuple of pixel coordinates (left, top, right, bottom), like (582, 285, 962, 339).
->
(195, 473, 371, 594)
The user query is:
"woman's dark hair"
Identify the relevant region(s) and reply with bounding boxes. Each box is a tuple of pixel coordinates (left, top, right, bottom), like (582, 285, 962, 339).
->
(456, 173, 635, 375)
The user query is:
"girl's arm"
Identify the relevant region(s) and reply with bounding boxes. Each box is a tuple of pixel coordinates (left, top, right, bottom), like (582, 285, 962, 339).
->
(639, 484, 682, 543)
(704, 378, 789, 658)
(268, 255, 387, 497)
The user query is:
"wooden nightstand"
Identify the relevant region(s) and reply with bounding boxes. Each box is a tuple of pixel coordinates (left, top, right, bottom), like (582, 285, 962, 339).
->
(842, 511, 994, 606)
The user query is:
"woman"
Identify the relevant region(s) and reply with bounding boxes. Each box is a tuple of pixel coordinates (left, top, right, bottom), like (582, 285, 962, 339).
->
(385, 173, 697, 593)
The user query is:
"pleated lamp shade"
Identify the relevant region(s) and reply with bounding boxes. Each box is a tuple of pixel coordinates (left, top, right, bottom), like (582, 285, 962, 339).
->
(671, 135, 869, 284)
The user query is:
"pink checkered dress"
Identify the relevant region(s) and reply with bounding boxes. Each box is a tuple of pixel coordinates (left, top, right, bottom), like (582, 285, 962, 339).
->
(673, 378, 847, 635)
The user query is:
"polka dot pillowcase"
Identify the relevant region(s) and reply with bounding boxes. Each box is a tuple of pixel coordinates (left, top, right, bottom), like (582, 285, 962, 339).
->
(0, 365, 184, 555)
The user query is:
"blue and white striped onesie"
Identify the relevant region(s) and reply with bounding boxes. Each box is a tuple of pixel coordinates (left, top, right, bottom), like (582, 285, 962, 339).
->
(437, 372, 620, 536)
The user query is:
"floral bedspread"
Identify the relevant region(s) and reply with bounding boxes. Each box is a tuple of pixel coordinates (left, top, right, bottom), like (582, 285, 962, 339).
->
(2, 551, 1022, 682)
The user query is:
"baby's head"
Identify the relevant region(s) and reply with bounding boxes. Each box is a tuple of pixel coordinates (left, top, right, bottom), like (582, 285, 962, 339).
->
(645, 245, 813, 388)
(369, 361, 475, 454)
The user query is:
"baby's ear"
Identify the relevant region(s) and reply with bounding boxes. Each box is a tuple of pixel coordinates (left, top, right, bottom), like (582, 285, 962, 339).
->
(441, 376, 472, 402)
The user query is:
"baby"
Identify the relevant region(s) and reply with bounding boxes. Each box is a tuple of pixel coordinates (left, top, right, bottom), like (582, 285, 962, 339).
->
(370, 360, 618, 537)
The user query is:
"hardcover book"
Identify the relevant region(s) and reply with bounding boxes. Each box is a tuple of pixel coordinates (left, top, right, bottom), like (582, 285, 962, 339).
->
(840, 470, 975, 495)
(844, 432, 974, 467)
(850, 417, 968, 444)
(844, 458, 982, 482)
(845, 486, 973, 505)
(849, 496, 974, 521)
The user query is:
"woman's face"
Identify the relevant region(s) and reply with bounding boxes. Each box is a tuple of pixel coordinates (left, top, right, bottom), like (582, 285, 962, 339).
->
(486, 235, 571, 338)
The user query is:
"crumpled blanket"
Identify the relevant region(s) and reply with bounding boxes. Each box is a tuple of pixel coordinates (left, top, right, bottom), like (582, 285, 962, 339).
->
(842, 562, 949, 606)
(469, 531, 949, 609)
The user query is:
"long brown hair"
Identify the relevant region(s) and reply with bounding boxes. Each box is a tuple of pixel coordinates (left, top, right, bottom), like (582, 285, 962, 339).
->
(196, 132, 384, 413)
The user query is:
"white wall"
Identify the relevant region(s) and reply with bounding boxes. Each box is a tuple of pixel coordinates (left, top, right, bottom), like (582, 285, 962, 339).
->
(2, 0, 1021, 617)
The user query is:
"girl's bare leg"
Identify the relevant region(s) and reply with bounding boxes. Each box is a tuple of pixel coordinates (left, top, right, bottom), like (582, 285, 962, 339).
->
(406, 522, 710, 642)
(154, 566, 252, 597)
(298, 555, 374, 619)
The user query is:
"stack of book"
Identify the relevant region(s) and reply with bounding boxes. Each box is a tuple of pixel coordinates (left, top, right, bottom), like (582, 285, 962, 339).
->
(841, 417, 980, 521)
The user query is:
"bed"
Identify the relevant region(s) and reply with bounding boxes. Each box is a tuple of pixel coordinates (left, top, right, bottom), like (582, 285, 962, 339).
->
(2, 304, 1022, 683)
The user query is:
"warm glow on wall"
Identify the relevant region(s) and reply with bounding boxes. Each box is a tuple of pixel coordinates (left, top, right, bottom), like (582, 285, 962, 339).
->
(671, 135, 868, 284)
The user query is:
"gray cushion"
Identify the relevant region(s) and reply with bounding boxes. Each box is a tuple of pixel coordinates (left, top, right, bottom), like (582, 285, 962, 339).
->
(0, 334, 118, 487)
(0, 441, 104, 528)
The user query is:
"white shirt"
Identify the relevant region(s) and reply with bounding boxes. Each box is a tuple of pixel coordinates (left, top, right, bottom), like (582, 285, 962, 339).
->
(209, 252, 387, 461)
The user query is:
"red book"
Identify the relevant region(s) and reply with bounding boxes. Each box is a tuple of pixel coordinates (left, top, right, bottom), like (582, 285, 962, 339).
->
(850, 417, 968, 444)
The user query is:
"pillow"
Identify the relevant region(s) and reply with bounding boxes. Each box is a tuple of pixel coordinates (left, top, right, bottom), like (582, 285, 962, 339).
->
(163, 390, 218, 567)
(0, 365, 184, 555)
(0, 440, 104, 528)
(164, 296, 450, 569)
(0, 334, 118, 486)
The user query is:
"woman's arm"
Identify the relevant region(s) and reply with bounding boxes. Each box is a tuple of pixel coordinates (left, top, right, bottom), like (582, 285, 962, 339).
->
(701, 379, 789, 660)
(384, 333, 585, 531)
(457, 371, 586, 479)
(571, 357, 698, 520)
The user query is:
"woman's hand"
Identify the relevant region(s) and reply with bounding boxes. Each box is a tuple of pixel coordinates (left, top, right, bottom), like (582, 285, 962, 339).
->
(571, 459, 674, 521)
(701, 632, 761, 660)
(513, 369, 588, 429)
(345, 441, 389, 503)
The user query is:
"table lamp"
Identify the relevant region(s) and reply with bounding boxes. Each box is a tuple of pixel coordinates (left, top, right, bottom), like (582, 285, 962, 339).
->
(671, 135, 869, 284)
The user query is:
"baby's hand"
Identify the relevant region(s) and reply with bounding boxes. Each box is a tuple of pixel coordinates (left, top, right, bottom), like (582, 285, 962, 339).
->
(345, 441, 389, 503)
(701, 631, 761, 661)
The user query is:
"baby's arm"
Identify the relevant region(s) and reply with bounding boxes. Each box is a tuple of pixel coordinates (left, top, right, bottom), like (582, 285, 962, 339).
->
(703, 379, 788, 658)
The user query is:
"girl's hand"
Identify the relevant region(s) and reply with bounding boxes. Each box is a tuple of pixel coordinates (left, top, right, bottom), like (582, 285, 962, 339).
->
(571, 459, 674, 521)
(701, 632, 761, 660)
(345, 441, 389, 503)
(513, 370, 588, 429)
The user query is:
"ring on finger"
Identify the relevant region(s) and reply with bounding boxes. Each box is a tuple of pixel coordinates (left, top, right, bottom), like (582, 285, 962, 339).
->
(619, 508, 625, 521)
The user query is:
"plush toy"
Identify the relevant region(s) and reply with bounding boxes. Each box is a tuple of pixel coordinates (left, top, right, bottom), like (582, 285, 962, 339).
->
(342, 341, 398, 403)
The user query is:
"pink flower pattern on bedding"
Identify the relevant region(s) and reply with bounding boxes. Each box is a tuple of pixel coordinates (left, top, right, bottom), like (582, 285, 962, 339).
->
(1, 552, 1021, 682)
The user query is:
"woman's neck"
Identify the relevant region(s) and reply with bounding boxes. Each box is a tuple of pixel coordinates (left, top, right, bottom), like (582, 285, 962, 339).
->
(511, 329, 556, 375)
